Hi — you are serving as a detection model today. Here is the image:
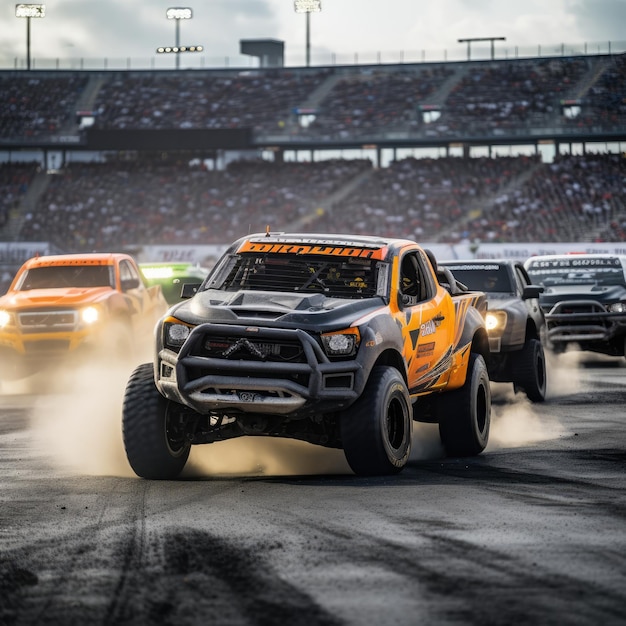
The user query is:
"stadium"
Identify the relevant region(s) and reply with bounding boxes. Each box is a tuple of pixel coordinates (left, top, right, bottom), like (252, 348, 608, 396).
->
(1, 36, 625, 289)
(2, 5, 626, 624)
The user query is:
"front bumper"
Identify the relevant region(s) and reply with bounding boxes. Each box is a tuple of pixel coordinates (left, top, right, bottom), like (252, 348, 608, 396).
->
(544, 299, 626, 347)
(157, 323, 366, 417)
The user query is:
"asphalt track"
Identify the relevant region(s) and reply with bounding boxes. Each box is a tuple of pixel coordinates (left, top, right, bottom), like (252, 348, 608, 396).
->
(1, 350, 625, 626)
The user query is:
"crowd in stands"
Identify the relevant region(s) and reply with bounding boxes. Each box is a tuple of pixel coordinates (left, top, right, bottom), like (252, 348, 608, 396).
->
(17, 158, 372, 250)
(304, 66, 454, 138)
(458, 153, 626, 243)
(0, 74, 88, 140)
(0, 53, 624, 253)
(312, 155, 541, 240)
(566, 53, 626, 132)
(7, 153, 624, 252)
(1, 53, 624, 141)
(430, 57, 591, 137)
(90, 69, 332, 134)
(0, 161, 40, 229)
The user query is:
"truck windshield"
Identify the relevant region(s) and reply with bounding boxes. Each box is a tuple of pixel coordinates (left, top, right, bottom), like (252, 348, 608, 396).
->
(526, 257, 626, 287)
(206, 253, 382, 299)
(19, 266, 115, 290)
(443, 264, 513, 293)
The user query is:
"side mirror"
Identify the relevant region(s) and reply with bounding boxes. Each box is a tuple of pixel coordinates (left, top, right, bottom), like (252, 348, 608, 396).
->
(181, 283, 202, 299)
(122, 277, 140, 291)
(522, 285, 544, 299)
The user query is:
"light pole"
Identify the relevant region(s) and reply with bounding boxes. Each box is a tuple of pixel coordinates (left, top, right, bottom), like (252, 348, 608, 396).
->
(458, 37, 506, 61)
(15, 3, 45, 70)
(294, 0, 321, 67)
(165, 7, 193, 69)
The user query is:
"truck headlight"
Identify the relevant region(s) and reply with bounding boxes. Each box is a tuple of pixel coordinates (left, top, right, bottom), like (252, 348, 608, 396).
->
(81, 306, 100, 324)
(485, 311, 507, 334)
(609, 302, 626, 313)
(321, 329, 360, 356)
(165, 322, 191, 348)
(0, 310, 11, 328)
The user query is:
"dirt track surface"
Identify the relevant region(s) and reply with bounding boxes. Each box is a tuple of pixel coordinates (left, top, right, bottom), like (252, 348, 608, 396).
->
(1, 353, 625, 626)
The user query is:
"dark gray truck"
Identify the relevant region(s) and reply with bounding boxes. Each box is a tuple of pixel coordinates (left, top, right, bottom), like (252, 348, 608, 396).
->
(525, 253, 626, 358)
(440, 259, 547, 402)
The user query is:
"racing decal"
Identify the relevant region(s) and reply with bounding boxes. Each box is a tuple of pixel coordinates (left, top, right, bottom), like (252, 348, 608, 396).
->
(417, 341, 435, 356)
(409, 328, 420, 349)
(420, 319, 437, 337)
(238, 240, 387, 260)
(451, 296, 480, 350)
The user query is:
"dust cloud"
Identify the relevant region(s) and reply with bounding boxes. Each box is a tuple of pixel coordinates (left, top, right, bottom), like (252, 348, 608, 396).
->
(21, 347, 589, 477)
(487, 349, 585, 450)
(26, 354, 353, 479)
(29, 358, 137, 478)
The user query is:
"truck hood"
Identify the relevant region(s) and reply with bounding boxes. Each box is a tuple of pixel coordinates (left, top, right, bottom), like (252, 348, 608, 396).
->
(172, 289, 386, 331)
(484, 293, 522, 309)
(1, 287, 113, 308)
(539, 284, 626, 307)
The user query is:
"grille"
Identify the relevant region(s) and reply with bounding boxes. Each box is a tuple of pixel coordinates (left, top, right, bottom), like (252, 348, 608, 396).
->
(200, 336, 306, 363)
(18, 310, 78, 332)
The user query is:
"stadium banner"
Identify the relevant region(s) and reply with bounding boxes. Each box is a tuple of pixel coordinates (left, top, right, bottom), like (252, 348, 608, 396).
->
(0, 242, 53, 265)
(138, 242, 626, 266)
(137, 245, 229, 266)
(3, 242, 626, 270)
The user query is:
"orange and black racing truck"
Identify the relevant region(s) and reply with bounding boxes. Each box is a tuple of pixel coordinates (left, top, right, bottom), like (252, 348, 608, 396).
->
(122, 232, 491, 478)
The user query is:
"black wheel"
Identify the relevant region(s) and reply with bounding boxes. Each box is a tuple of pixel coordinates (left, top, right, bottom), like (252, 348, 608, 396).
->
(514, 337, 547, 402)
(122, 362, 190, 479)
(340, 366, 412, 476)
(438, 353, 491, 457)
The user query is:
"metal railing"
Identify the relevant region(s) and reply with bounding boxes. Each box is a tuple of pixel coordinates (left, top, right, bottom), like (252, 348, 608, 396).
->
(2, 39, 625, 71)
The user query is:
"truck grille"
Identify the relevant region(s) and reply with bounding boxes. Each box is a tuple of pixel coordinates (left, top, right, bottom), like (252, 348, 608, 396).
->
(18, 310, 78, 333)
(200, 336, 306, 363)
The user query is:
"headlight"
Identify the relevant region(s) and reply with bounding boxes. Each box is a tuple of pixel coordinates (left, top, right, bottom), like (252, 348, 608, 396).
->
(485, 310, 507, 334)
(142, 266, 174, 280)
(321, 329, 360, 356)
(81, 306, 100, 324)
(0, 310, 11, 328)
(165, 322, 191, 348)
(609, 302, 626, 313)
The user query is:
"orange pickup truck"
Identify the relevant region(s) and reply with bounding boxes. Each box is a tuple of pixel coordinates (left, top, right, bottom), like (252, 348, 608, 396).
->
(0, 252, 169, 381)
(123, 232, 492, 478)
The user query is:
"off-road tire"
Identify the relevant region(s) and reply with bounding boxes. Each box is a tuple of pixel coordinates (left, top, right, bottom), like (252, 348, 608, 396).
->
(123, 363, 190, 479)
(515, 337, 547, 402)
(438, 353, 491, 457)
(340, 365, 412, 476)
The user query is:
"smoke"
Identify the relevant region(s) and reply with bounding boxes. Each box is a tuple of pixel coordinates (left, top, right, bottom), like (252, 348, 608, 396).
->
(25, 354, 353, 478)
(486, 348, 584, 449)
(184, 439, 352, 478)
(19, 345, 588, 477)
(29, 358, 137, 477)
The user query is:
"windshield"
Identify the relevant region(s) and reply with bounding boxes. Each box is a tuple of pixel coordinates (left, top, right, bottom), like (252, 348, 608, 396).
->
(443, 263, 513, 293)
(18, 265, 115, 290)
(205, 252, 385, 300)
(526, 257, 626, 287)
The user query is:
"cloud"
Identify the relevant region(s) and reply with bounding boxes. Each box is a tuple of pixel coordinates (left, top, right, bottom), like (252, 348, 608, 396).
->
(1, 0, 622, 67)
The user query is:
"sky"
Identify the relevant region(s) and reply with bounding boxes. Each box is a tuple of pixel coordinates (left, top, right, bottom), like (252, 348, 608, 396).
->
(2, 0, 626, 69)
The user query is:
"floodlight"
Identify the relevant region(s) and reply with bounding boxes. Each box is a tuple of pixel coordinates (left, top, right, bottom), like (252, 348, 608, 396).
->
(293, 0, 321, 66)
(15, 4, 45, 70)
(294, 0, 321, 12)
(15, 4, 45, 18)
(167, 7, 192, 20)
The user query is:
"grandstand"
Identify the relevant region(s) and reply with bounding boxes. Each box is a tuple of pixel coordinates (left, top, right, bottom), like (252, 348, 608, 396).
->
(0, 50, 625, 279)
